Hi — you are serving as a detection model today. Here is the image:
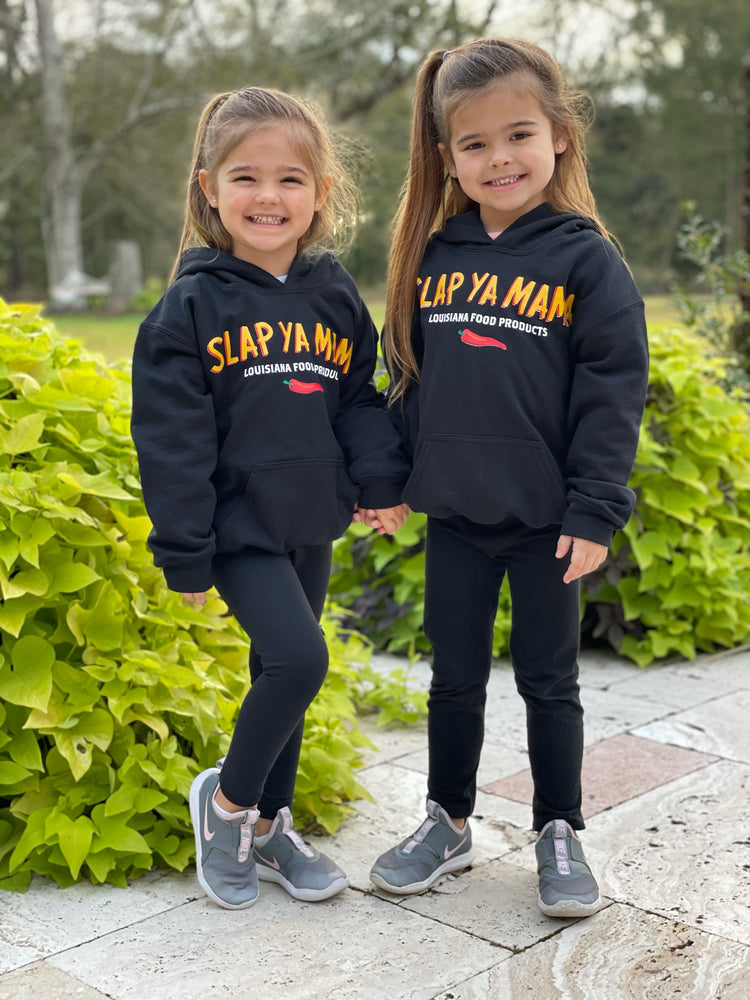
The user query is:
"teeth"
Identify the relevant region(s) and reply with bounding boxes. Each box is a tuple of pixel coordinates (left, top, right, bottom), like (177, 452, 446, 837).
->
(490, 176, 520, 186)
(250, 215, 284, 225)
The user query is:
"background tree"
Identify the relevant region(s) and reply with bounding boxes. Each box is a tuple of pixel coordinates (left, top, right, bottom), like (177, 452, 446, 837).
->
(1, 0, 747, 303)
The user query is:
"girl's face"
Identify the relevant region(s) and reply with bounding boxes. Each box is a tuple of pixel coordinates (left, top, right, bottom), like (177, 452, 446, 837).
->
(439, 80, 566, 233)
(199, 124, 330, 276)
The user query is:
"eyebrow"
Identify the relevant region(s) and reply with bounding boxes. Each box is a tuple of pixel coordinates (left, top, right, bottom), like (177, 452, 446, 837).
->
(226, 164, 309, 176)
(455, 119, 538, 144)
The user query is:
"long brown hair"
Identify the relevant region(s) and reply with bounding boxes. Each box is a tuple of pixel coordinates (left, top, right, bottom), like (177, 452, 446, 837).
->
(171, 87, 359, 281)
(384, 38, 608, 401)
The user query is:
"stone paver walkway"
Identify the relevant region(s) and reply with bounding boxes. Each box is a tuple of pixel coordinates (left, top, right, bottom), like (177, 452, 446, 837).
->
(1, 648, 749, 999)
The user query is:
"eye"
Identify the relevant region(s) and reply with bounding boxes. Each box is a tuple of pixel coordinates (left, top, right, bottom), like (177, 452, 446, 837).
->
(460, 141, 484, 152)
(232, 174, 255, 183)
(282, 175, 304, 184)
(510, 131, 533, 142)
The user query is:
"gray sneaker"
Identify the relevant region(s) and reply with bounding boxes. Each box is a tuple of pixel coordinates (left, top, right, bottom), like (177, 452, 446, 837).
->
(252, 807, 348, 901)
(535, 819, 601, 918)
(369, 799, 474, 895)
(188, 766, 260, 909)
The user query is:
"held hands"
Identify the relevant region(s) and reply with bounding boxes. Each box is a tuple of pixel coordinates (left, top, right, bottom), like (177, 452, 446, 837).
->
(556, 535, 608, 584)
(353, 502, 410, 535)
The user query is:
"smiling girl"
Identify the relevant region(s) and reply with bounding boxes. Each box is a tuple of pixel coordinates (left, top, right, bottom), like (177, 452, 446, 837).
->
(131, 87, 409, 910)
(370, 38, 649, 918)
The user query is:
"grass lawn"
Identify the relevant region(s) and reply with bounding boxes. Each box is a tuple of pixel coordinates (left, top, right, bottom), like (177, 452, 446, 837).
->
(51, 294, 678, 365)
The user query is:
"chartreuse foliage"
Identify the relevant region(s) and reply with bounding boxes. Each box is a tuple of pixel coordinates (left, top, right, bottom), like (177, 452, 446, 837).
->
(331, 324, 750, 667)
(0, 300, 424, 891)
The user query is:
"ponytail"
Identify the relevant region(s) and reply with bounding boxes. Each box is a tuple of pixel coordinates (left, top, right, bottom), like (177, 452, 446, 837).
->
(384, 51, 450, 402)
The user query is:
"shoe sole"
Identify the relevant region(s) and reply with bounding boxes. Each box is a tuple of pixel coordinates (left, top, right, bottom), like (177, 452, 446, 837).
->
(256, 866, 349, 901)
(369, 849, 475, 896)
(188, 767, 259, 910)
(538, 893, 602, 918)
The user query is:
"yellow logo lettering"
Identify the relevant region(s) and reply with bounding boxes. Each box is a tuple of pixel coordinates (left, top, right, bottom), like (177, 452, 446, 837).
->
(446, 272, 464, 304)
(477, 274, 497, 307)
(223, 330, 238, 366)
(255, 322, 273, 357)
(332, 338, 353, 374)
(294, 322, 310, 353)
(501, 276, 535, 314)
(467, 272, 489, 302)
(207, 337, 224, 373)
(527, 284, 550, 319)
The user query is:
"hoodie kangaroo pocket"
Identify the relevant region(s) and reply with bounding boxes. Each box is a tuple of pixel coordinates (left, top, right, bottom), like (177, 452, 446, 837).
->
(238, 457, 358, 552)
(403, 433, 567, 526)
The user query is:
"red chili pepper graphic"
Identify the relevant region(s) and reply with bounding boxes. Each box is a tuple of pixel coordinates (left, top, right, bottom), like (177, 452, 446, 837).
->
(459, 328, 507, 350)
(284, 379, 324, 394)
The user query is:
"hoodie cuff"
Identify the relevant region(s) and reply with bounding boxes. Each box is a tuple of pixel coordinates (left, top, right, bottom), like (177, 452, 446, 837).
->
(162, 559, 214, 595)
(357, 476, 408, 510)
(560, 510, 615, 547)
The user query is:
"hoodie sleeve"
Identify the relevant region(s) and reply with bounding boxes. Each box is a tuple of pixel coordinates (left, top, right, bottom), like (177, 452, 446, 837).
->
(131, 312, 219, 593)
(333, 289, 410, 509)
(561, 244, 649, 545)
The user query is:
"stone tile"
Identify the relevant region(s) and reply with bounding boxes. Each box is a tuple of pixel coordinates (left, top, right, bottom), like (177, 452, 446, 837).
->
(596, 652, 750, 711)
(357, 714, 429, 769)
(0, 871, 196, 974)
(389, 735, 531, 790)
(506, 760, 750, 946)
(400, 856, 603, 952)
(481, 734, 718, 819)
(433, 903, 750, 1000)
(49, 892, 501, 1000)
(634, 689, 750, 764)
(482, 668, 674, 754)
(0, 962, 110, 1000)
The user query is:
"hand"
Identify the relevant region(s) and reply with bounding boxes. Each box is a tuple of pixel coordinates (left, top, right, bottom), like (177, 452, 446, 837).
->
(354, 503, 410, 534)
(556, 535, 608, 584)
(373, 503, 410, 534)
(181, 592, 207, 605)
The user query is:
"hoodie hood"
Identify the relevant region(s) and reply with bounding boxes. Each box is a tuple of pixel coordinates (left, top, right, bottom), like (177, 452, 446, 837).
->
(175, 246, 338, 289)
(434, 204, 601, 253)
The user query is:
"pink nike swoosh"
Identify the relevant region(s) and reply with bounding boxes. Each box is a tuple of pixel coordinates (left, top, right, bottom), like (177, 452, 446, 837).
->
(203, 797, 215, 841)
(444, 836, 467, 860)
(256, 852, 281, 870)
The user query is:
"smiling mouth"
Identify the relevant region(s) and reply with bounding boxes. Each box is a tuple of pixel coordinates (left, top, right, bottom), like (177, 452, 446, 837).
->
(487, 175, 522, 187)
(249, 215, 285, 225)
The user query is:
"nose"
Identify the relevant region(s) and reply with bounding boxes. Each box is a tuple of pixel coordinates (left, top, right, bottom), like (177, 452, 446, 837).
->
(255, 183, 279, 204)
(489, 144, 511, 166)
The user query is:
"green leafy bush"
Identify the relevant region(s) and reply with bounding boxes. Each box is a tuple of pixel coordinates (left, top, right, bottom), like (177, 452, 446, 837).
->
(331, 324, 750, 667)
(0, 300, 424, 891)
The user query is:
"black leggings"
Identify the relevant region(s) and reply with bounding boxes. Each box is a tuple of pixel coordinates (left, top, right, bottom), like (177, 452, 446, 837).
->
(424, 517, 584, 831)
(211, 544, 332, 818)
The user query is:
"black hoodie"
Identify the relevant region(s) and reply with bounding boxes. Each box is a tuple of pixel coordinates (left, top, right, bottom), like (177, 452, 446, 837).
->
(398, 205, 649, 545)
(131, 248, 409, 592)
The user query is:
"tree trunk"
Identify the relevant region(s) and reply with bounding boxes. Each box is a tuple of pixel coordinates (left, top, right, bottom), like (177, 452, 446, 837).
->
(34, 0, 86, 305)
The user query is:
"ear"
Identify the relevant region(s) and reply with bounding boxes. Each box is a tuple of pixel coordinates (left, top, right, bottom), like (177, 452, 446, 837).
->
(198, 169, 218, 207)
(554, 134, 569, 154)
(438, 142, 457, 178)
(315, 175, 333, 212)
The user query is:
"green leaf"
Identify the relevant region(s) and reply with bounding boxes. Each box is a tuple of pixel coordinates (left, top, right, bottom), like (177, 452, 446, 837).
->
(0, 636, 55, 711)
(47, 813, 96, 879)
(0, 411, 46, 454)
